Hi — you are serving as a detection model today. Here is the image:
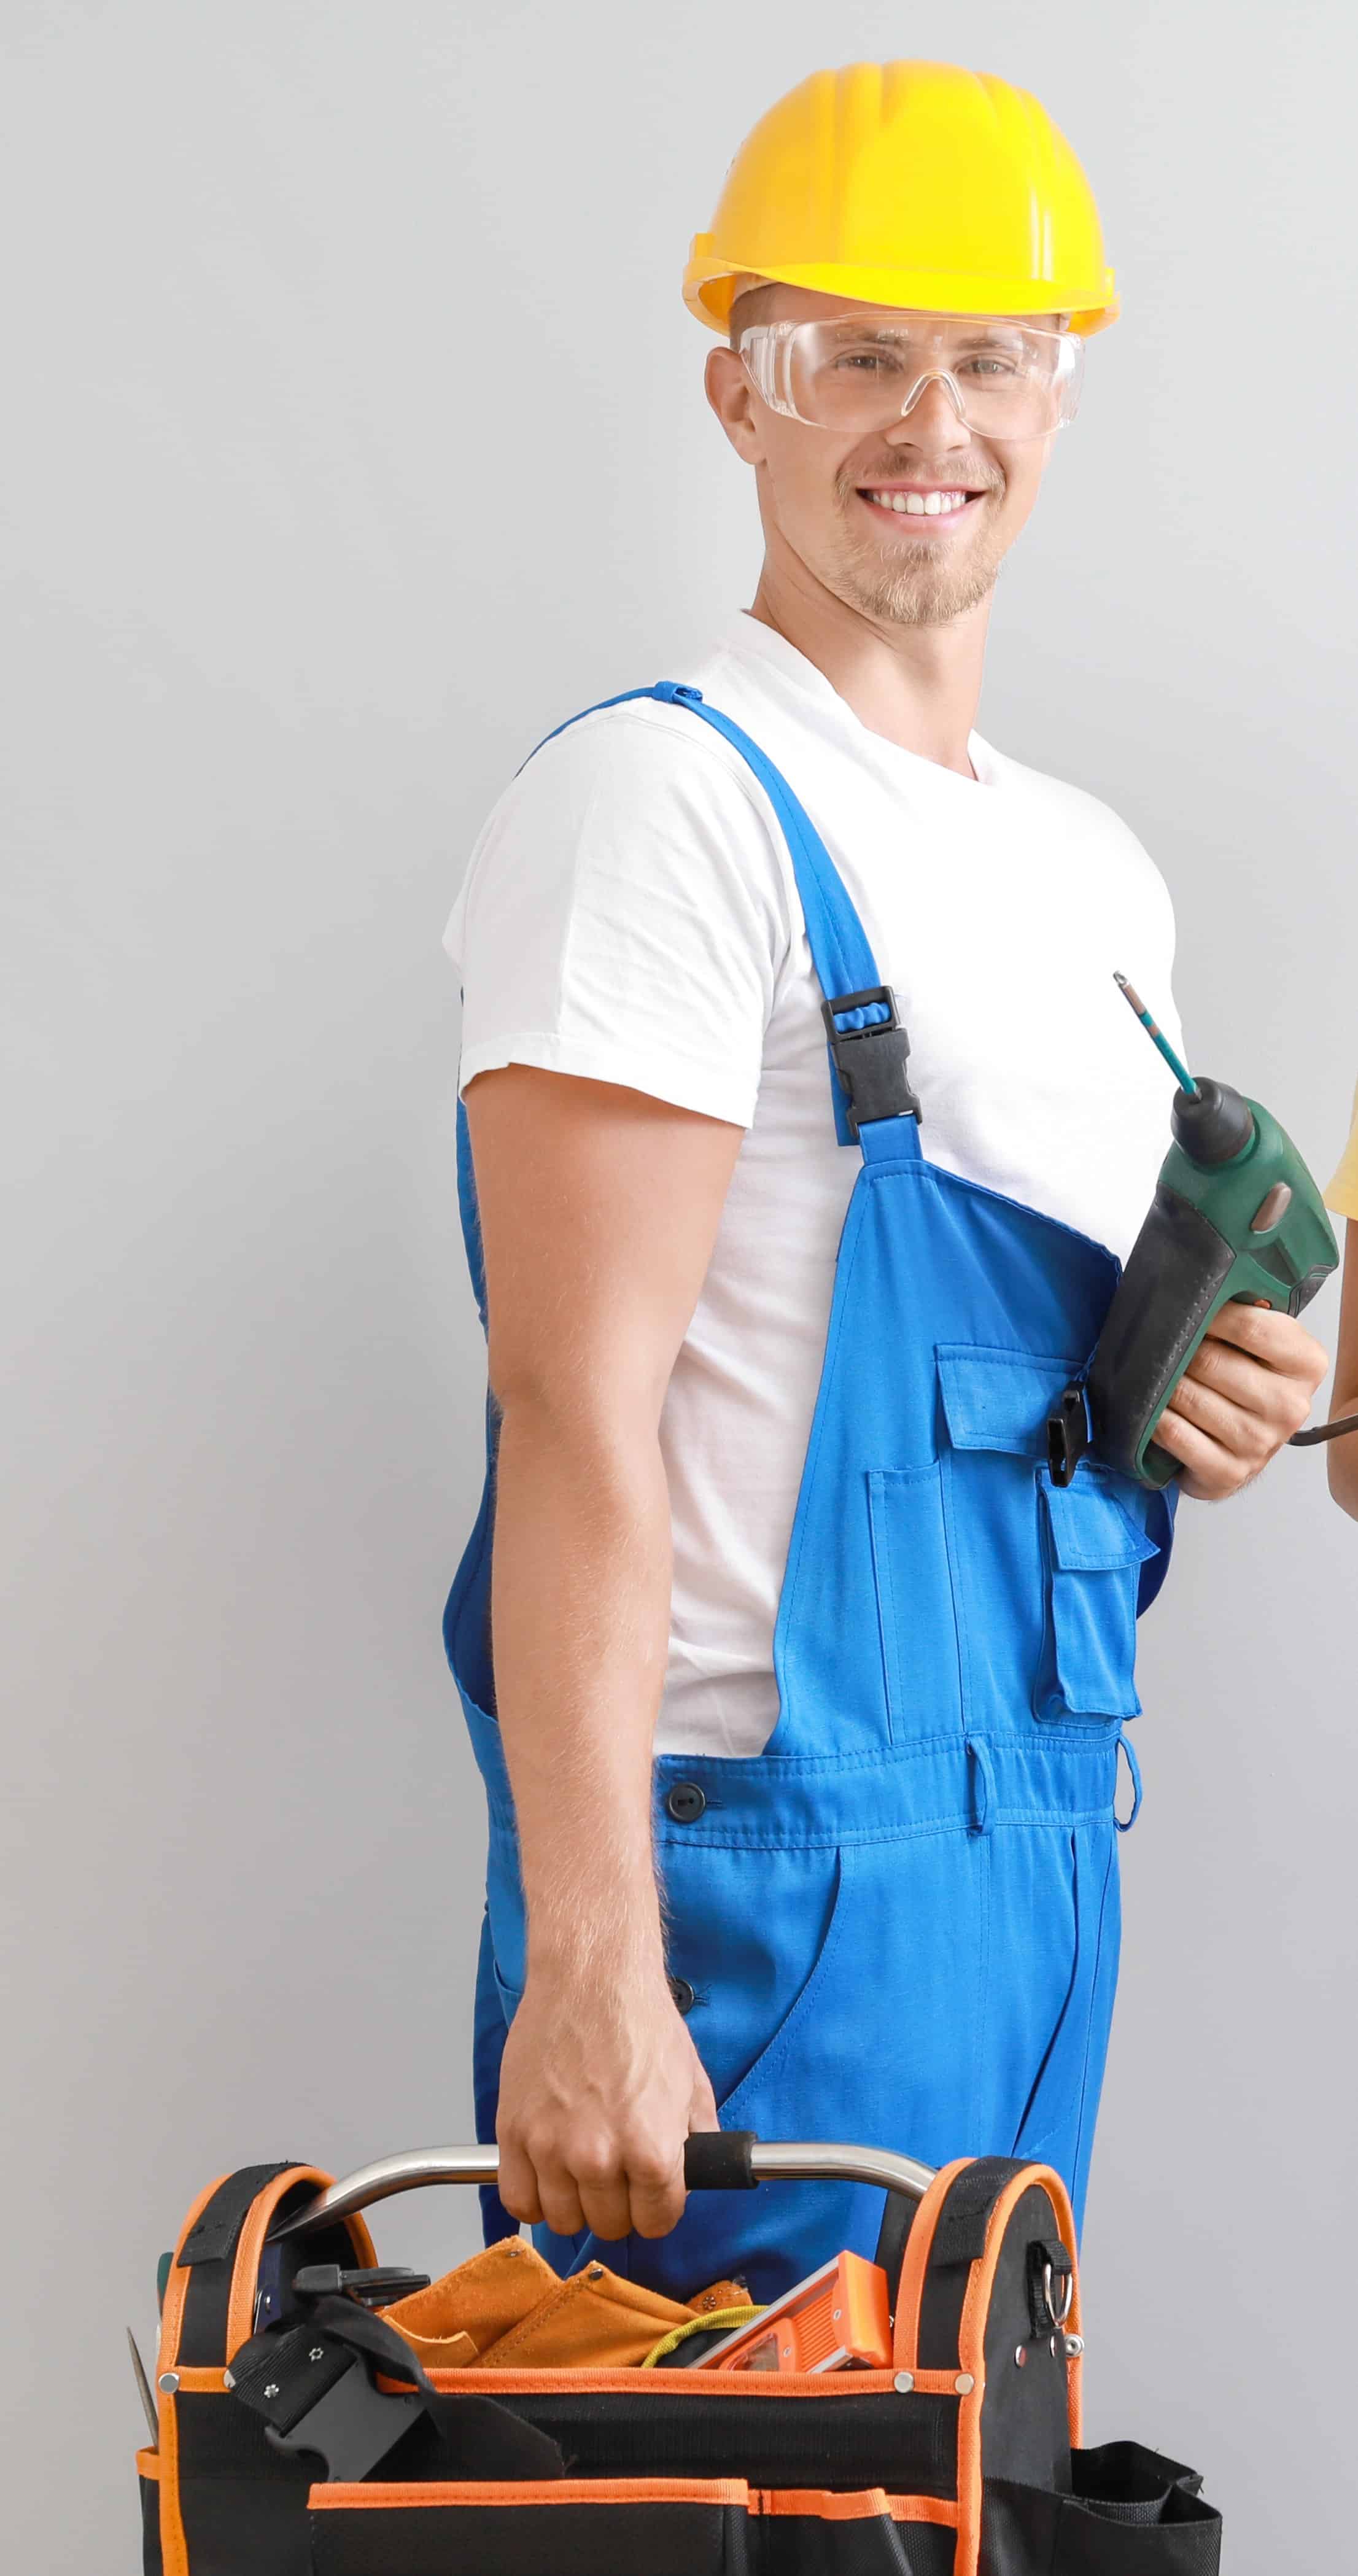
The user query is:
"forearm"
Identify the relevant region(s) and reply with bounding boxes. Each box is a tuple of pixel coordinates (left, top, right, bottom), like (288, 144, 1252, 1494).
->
(490, 1388, 672, 1987)
(1328, 1224, 1358, 1519)
(1329, 1408, 1358, 1519)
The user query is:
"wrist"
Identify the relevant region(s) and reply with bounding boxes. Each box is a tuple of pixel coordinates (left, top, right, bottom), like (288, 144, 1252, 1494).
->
(527, 1911, 667, 1992)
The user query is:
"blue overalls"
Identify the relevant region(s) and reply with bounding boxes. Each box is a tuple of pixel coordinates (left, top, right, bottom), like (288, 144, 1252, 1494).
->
(445, 686, 1176, 2304)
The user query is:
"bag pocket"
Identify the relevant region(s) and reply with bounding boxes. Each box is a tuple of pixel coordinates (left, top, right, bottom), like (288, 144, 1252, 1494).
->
(755, 2489, 956, 2572)
(309, 2477, 753, 2575)
(984, 2443, 1222, 2574)
(867, 1465, 964, 1742)
(1036, 1470, 1158, 1722)
(136, 2450, 162, 2576)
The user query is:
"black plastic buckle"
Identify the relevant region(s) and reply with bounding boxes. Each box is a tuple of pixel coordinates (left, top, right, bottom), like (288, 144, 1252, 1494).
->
(821, 987, 921, 1136)
(228, 2320, 424, 2481)
(1047, 1383, 1092, 1488)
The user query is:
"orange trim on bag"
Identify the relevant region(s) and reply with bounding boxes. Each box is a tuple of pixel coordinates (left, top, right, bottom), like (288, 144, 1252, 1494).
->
(226, 2166, 376, 2360)
(953, 2162, 1081, 2576)
(891, 2157, 971, 2371)
(753, 2489, 958, 2524)
(311, 2477, 751, 2510)
(136, 2449, 160, 2480)
(156, 2163, 378, 2573)
(157, 2168, 230, 2576)
(422, 2362, 905, 2397)
(309, 2477, 958, 2521)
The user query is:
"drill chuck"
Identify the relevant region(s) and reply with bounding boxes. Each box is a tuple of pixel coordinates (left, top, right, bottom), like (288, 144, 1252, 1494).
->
(1169, 1077, 1255, 1168)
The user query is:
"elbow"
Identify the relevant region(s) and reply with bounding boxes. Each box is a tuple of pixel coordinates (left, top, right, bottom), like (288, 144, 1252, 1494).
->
(489, 1360, 662, 1459)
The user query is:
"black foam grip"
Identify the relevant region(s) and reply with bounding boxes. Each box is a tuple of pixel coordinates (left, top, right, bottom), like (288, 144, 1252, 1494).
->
(1087, 1184, 1236, 1481)
(683, 2130, 758, 2191)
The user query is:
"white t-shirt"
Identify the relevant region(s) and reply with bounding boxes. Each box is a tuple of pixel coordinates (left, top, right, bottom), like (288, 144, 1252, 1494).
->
(446, 611, 1182, 1759)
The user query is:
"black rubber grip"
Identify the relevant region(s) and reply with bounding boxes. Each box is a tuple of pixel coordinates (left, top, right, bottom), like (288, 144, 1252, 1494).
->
(1087, 1184, 1236, 1481)
(683, 2130, 758, 2192)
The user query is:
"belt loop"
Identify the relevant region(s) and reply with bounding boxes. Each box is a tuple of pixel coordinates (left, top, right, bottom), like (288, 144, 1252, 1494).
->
(1114, 1733, 1143, 1833)
(968, 1737, 996, 1836)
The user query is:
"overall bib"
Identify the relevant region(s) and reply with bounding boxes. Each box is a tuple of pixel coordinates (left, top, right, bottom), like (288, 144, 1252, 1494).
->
(445, 685, 1176, 2304)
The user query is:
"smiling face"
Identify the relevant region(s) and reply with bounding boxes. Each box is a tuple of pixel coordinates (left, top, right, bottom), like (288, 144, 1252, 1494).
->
(705, 284, 1060, 630)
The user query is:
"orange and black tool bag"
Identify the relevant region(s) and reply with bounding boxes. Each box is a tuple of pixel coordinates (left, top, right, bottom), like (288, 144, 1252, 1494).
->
(139, 2134, 1222, 2575)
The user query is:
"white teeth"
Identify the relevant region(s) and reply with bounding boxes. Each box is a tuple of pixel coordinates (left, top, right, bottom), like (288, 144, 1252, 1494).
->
(866, 489, 969, 515)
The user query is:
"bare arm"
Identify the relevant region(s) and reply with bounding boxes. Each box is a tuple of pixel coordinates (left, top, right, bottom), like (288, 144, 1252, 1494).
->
(463, 1064, 744, 2243)
(1328, 1222, 1358, 1520)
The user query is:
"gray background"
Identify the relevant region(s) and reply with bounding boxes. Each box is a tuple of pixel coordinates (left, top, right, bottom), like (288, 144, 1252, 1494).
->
(4, 3, 1354, 2564)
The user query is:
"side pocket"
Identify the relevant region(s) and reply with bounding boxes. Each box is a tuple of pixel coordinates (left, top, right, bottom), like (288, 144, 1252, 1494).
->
(137, 2451, 163, 2576)
(309, 2478, 753, 2576)
(755, 2490, 956, 2572)
(867, 1465, 964, 1744)
(1036, 1472, 1158, 1722)
(1011, 1824, 1120, 2230)
(984, 2442, 1222, 2572)
(715, 1850, 848, 2124)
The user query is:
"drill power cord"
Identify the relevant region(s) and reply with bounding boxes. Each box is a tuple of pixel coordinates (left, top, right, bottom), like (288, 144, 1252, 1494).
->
(1290, 1412, 1358, 1446)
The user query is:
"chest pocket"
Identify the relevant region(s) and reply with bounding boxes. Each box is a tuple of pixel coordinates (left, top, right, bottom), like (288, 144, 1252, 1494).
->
(935, 1345, 1160, 1734)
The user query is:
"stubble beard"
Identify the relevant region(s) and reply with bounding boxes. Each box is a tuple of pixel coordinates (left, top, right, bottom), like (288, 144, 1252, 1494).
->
(839, 547, 1001, 627)
(831, 480, 1006, 628)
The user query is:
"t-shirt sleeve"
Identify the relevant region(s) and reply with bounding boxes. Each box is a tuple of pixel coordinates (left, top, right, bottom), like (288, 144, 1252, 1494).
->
(444, 708, 791, 1128)
(1324, 1079, 1358, 1223)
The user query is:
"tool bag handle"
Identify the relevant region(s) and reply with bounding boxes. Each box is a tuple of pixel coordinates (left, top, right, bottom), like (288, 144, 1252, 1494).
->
(269, 2133, 935, 2240)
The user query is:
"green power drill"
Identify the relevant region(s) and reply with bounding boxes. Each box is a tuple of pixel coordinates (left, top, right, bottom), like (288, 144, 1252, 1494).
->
(1050, 976, 1353, 1489)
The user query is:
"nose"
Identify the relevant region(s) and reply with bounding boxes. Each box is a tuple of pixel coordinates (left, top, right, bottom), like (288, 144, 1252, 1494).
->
(885, 374, 971, 448)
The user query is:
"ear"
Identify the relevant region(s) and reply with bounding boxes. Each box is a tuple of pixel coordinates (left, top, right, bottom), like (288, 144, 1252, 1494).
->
(704, 346, 768, 465)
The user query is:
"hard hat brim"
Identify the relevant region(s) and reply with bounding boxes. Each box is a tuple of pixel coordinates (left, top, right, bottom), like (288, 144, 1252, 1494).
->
(685, 244, 1119, 339)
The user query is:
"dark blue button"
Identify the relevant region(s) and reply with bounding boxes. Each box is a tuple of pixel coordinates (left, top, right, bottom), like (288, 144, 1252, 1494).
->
(665, 1781, 706, 1823)
(668, 1975, 696, 2016)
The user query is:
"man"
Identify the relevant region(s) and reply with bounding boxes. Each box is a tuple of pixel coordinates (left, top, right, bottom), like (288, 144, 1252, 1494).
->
(444, 62, 1326, 2298)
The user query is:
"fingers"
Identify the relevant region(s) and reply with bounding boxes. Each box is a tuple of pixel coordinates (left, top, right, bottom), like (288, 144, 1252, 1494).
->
(499, 2130, 688, 2243)
(1197, 1300, 1329, 1388)
(619, 2139, 689, 2242)
(495, 2135, 549, 2231)
(494, 1979, 718, 2246)
(689, 2059, 720, 2135)
(1159, 1306, 1330, 1499)
(1151, 1401, 1247, 1502)
(626, 2050, 721, 2241)
(1165, 1360, 1279, 1467)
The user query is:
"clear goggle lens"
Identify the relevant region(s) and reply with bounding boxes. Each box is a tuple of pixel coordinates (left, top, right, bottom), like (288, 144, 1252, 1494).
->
(739, 314, 1084, 443)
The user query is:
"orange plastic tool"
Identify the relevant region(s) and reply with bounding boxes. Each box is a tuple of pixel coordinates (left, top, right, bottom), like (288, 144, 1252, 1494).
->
(697, 2249, 892, 2375)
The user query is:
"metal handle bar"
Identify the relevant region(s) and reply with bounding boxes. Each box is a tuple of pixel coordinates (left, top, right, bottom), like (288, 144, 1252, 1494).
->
(270, 2135, 936, 2241)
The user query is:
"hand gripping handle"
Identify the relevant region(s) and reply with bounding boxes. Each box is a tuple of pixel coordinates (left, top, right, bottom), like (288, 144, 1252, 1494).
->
(269, 2135, 936, 2240)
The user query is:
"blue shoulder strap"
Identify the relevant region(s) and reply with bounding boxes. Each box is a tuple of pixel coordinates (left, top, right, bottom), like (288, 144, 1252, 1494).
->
(456, 680, 914, 1334)
(522, 680, 897, 1147)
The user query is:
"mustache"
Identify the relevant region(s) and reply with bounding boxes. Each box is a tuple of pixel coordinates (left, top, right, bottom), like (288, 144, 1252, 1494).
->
(837, 457, 1004, 497)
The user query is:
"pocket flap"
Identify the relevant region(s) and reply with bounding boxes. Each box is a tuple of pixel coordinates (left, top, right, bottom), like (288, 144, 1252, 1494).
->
(937, 1345, 1079, 1457)
(1042, 1474, 1160, 1572)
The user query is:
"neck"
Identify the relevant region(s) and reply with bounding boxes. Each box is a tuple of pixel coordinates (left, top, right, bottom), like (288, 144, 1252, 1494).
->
(747, 551, 990, 778)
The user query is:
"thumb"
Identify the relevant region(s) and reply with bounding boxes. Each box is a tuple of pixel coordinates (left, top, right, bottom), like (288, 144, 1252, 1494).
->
(688, 2055, 720, 2133)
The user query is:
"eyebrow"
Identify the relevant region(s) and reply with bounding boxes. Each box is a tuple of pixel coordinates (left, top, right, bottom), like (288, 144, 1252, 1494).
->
(836, 322, 1028, 351)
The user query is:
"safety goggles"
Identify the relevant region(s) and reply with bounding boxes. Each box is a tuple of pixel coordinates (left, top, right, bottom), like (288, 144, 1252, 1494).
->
(738, 312, 1084, 443)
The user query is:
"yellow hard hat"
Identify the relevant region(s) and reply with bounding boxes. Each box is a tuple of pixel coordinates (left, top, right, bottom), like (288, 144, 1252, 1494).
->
(684, 61, 1117, 338)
